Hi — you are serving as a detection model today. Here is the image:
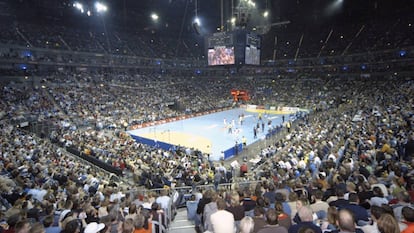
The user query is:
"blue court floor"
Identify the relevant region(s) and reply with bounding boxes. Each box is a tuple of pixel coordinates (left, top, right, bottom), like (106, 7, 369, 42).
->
(128, 108, 290, 161)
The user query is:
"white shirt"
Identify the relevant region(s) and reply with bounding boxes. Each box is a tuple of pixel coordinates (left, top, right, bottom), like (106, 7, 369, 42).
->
(210, 210, 235, 233)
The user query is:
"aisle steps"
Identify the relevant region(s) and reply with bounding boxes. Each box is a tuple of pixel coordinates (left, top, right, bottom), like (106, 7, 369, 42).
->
(168, 208, 196, 233)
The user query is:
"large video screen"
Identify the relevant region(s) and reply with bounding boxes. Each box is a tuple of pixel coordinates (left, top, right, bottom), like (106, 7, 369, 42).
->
(245, 45, 260, 65)
(208, 46, 235, 66)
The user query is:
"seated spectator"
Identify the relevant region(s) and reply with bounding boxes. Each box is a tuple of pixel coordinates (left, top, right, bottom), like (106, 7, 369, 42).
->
(257, 208, 288, 233)
(329, 188, 349, 208)
(252, 207, 267, 233)
(288, 206, 321, 233)
(332, 209, 363, 233)
(361, 205, 385, 233)
(275, 202, 291, 230)
(393, 191, 413, 222)
(401, 206, 414, 233)
(310, 190, 329, 219)
(240, 216, 254, 233)
(210, 198, 235, 233)
(340, 193, 369, 225)
(377, 214, 400, 233)
(320, 206, 338, 232)
(370, 187, 388, 207)
(43, 215, 61, 233)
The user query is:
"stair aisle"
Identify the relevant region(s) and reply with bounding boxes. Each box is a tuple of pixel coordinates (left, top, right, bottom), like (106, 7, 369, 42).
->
(168, 208, 196, 233)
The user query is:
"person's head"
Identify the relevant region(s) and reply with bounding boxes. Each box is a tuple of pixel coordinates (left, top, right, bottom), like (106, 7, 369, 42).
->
(133, 214, 146, 230)
(402, 206, 414, 222)
(373, 187, 384, 198)
(253, 206, 265, 217)
(29, 223, 45, 233)
(298, 226, 317, 233)
(370, 205, 386, 221)
(298, 206, 314, 222)
(296, 197, 309, 210)
(348, 193, 359, 204)
(274, 202, 284, 213)
(337, 209, 355, 232)
(275, 192, 286, 202)
(230, 192, 240, 207)
(42, 215, 54, 228)
(377, 214, 400, 233)
(312, 190, 324, 201)
(335, 187, 346, 197)
(62, 219, 80, 233)
(121, 218, 134, 233)
(239, 216, 254, 233)
(7, 214, 22, 229)
(128, 203, 137, 214)
(327, 206, 338, 225)
(346, 182, 356, 192)
(289, 192, 298, 202)
(216, 198, 227, 210)
(265, 208, 278, 225)
(15, 219, 31, 233)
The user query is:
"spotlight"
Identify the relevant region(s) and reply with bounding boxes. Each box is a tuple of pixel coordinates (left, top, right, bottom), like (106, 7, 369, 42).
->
(95, 2, 108, 13)
(151, 13, 159, 21)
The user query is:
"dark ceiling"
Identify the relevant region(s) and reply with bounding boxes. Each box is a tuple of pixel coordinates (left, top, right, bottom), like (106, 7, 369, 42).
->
(4, 0, 414, 36)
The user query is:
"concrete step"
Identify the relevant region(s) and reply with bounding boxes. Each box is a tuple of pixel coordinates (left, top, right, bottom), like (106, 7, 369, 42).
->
(168, 208, 196, 233)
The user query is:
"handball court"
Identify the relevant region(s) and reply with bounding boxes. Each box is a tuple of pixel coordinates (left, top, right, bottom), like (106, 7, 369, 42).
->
(128, 108, 292, 161)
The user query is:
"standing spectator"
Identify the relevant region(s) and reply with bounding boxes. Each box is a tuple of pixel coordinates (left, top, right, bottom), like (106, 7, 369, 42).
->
(210, 198, 235, 233)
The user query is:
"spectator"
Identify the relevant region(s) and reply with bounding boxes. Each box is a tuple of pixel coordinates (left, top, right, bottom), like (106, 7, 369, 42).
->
(239, 216, 255, 233)
(401, 206, 414, 233)
(257, 208, 288, 233)
(288, 206, 321, 233)
(377, 214, 400, 233)
(210, 198, 235, 233)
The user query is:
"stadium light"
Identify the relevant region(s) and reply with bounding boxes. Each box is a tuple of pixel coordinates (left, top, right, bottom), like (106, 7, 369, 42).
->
(95, 2, 108, 13)
(151, 13, 159, 21)
(73, 2, 84, 13)
(263, 11, 269, 18)
(194, 17, 201, 26)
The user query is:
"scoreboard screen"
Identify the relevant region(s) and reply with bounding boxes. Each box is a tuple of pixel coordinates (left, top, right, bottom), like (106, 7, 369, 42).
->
(245, 33, 261, 65)
(208, 46, 235, 66)
(206, 30, 261, 66)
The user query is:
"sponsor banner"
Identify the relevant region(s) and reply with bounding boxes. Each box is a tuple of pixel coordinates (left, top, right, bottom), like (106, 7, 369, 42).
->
(246, 104, 257, 109)
(129, 107, 230, 130)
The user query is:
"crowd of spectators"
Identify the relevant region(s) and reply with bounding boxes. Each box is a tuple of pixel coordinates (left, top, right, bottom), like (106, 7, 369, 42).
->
(0, 20, 204, 60)
(1, 68, 414, 233)
(0, 6, 414, 233)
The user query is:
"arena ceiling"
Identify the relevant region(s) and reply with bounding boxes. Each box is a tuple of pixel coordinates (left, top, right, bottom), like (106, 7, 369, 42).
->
(4, 0, 414, 36)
